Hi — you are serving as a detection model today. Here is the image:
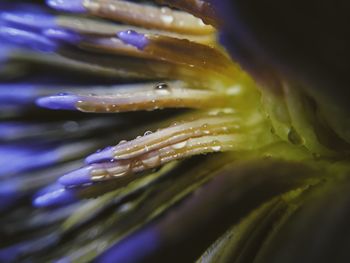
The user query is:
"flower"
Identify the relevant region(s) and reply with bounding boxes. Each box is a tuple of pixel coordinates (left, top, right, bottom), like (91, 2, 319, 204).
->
(1, 1, 350, 262)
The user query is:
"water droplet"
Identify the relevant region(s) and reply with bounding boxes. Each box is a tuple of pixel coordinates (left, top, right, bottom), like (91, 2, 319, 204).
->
(210, 140, 222, 152)
(144, 130, 153, 136)
(172, 141, 188, 149)
(155, 83, 171, 95)
(211, 146, 222, 152)
(112, 171, 128, 178)
(161, 14, 174, 24)
(160, 7, 174, 24)
(109, 158, 116, 163)
(118, 140, 127, 145)
(155, 82, 169, 90)
(142, 154, 161, 168)
(91, 174, 107, 181)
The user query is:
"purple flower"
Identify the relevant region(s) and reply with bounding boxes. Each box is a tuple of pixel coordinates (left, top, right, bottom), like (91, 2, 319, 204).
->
(1, 1, 350, 262)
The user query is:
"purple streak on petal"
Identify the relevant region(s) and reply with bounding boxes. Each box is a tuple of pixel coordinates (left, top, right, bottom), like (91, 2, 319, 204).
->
(0, 44, 10, 64)
(0, 181, 21, 211)
(0, 84, 38, 105)
(0, 145, 60, 177)
(0, 26, 58, 52)
(0, 11, 56, 31)
(117, 30, 149, 50)
(33, 185, 77, 207)
(0, 181, 19, 198)
(97, 228, 160, 263)
(58, 166, 93, 186)
(36, 94, 80, 110)
(34, 183, 63, 199)
(0, 3, 48, 14)
(43, 28, 82, 44)
(55, 258, 71, 263)
(85, 146, 115, 164)
(47, 0, 86, 13)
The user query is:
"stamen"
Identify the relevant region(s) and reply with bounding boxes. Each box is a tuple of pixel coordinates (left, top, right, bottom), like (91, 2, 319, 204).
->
(53, 0, 214, 35)
(57, 114, 238, 186)
(37, 82, 231, 112)
(117, 30, 237, 83)
(88, 114, 239, 162)
(89, 134, 236, 183)
(56, 15, 215, 44)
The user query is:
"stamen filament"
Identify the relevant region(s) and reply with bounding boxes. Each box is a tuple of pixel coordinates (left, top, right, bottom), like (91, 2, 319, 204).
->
(90, 134, 236, 182)
(117, 31, 236, 82)
(38, 81, 231, 112)
(56, 15, 216, 44)
(82, 0, 214, 34)
(111, 115, 239, 160)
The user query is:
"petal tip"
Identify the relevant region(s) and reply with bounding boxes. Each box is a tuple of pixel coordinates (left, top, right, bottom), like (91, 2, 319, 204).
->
(33, 187, 77, 207)
(58, 166, 93, 186)
(36, 94, 79, 110)
(85, 146, 115, 164)
(46, 0, 86, 13)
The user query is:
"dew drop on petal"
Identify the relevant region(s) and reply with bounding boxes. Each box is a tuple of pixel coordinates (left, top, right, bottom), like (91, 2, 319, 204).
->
(144, 130, 153, 136)
(209, 139, 222, 152)
(118, 140, 127, 145)
(172, 141, 188, 150)
(141, 154, 161, 168)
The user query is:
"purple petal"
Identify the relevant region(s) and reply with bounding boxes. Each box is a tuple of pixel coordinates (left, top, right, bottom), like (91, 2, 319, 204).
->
(85, 146, 115, 164)
(97, 228, 160, 263)
(33, 185, 77, 207)
(43, 28, 82, 43)
(0, 26, 58, 52)
(0, 11, 56, 30)
(58, 166, 93, 186)
(46, 0, 86, 13)
(36, 94, 80, 110)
